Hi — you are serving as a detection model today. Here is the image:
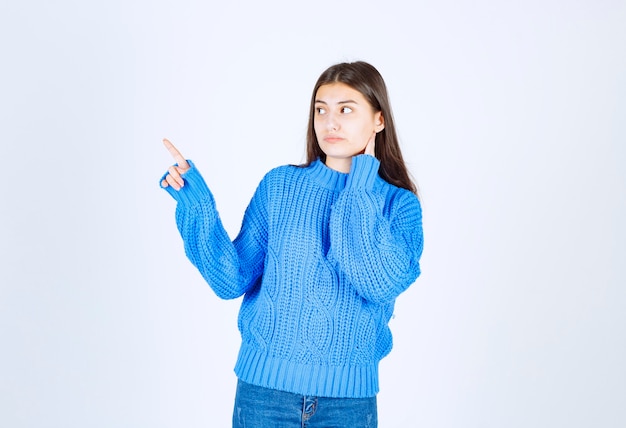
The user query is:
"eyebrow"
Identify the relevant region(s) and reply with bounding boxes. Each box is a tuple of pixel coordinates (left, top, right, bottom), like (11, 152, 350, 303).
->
(314, 99, 359, 105)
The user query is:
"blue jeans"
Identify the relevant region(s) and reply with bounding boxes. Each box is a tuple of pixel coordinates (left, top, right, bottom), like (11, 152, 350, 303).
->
(232, 380, 378, 428)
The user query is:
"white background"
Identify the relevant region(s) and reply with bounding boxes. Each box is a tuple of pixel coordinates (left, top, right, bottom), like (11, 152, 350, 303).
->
(1, 0, 624, 427)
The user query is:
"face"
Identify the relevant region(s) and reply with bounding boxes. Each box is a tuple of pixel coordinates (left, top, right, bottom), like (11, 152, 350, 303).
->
(314, 83, 384, 172)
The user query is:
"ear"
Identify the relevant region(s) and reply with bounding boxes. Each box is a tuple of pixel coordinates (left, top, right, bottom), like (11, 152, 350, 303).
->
(375, 111, 385, 133)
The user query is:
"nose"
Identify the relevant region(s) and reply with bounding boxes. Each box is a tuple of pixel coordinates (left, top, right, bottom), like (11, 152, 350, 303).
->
(326, 112, 339, 131)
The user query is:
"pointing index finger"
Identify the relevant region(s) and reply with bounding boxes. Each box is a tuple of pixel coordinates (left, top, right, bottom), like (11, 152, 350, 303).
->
(163, 138, 190, 169)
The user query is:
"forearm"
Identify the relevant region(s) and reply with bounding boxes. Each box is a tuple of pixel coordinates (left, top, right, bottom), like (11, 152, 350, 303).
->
(329, 156, 423, 303)
(163, 162, 262, 299)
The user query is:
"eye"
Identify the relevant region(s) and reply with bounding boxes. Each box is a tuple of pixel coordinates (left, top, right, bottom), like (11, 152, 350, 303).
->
(316, 107, 326, 115)
(341, 106, 353, 114)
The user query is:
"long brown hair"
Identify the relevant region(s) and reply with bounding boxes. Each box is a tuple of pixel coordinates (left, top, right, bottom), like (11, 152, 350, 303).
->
(304, 61, 418, 195)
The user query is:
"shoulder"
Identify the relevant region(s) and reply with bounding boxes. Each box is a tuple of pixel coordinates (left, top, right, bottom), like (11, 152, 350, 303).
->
(252, 164, 308, 198)
(264, 163, 302, 178)
(261, 163, 311, 186)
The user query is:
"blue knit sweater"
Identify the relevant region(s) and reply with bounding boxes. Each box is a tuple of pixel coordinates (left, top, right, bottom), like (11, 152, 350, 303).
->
(162, 155, 423, 398)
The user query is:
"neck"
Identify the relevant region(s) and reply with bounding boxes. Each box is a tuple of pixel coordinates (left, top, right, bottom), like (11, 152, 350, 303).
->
(324, 157, 351, 173)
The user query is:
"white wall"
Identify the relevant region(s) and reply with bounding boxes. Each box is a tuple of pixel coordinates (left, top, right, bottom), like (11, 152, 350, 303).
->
(1, 0, 624, 427)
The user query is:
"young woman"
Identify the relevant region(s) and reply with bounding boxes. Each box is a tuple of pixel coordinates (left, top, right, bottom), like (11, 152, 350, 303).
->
(160, 61, 424, 427)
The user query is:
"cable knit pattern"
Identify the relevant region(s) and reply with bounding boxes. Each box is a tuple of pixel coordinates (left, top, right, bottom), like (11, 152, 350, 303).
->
(161, 155, 423, 398)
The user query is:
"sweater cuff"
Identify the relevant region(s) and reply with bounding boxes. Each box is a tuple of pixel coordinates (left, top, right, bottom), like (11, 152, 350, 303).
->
(345, 155, 380, 190)
(159, 160, 214, 206)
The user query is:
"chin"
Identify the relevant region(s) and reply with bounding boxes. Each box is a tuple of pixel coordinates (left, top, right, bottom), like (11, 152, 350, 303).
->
(320, 146, 360, 159)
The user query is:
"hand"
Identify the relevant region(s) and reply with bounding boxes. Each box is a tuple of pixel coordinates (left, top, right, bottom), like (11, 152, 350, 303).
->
(161, 138, 190, 191)
(363, 131, 376, 157)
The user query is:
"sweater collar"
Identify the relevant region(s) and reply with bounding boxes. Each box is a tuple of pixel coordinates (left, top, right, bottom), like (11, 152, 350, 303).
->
(306, 158, 348, 191)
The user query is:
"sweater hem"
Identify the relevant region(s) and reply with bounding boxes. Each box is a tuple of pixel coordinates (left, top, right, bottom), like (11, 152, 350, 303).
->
(233, 344, 379, 398)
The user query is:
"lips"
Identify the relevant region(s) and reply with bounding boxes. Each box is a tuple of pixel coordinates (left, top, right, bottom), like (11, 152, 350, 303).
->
(323, 135, 344, 143)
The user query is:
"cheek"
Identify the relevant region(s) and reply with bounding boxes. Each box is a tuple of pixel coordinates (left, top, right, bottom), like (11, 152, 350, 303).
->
(313, 123, 323, 141)
(313, 117, 323, 133)
(358, 123, 375, 141)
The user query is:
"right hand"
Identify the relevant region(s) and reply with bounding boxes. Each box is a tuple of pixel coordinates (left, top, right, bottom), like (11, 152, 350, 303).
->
(161, 138, 190, 191)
